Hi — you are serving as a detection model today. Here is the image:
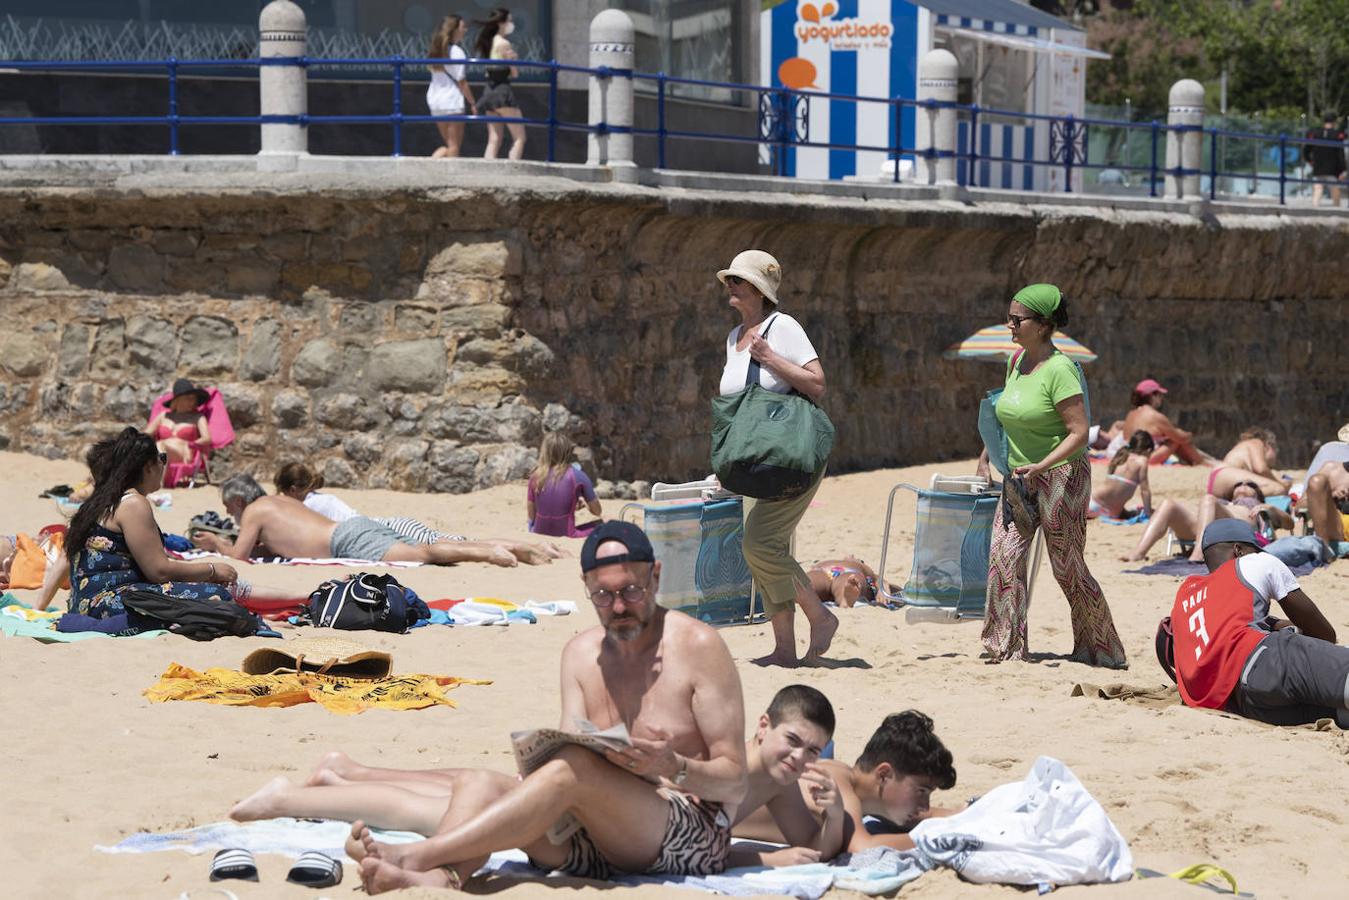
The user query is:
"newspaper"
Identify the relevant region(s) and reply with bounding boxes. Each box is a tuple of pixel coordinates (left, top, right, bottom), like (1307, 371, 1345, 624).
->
(510, 719, 633, 844)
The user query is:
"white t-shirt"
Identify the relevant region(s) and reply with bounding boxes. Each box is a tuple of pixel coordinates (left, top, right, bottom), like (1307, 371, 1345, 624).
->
(426, 46, 468, 112)
(718, 312, 819, 396)
(1236, 552, 1301, 623)
(304, 491, 359, 523)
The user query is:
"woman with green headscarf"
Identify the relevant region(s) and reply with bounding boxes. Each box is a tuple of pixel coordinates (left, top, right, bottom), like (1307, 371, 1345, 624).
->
(983, 284, 1127, 668)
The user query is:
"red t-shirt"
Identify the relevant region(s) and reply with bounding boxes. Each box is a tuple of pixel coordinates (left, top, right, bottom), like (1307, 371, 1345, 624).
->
(1171, 555, 1296, 709)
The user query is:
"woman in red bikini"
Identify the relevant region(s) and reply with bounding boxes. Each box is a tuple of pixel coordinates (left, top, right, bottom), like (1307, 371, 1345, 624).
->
(145, 378, 211, 464)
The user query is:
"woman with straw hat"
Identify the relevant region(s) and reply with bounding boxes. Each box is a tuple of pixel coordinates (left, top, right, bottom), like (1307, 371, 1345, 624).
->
(983, 284, 1126, 668)
(715, 249, 836, 668)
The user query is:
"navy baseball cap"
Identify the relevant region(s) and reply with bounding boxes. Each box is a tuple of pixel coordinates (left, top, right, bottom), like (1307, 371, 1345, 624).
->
(1200, 520, 1261, 551)
(580, 521, 656, 573)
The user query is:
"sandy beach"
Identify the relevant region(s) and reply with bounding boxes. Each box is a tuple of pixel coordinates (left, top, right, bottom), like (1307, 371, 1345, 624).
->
(1, 448, 1345, 899)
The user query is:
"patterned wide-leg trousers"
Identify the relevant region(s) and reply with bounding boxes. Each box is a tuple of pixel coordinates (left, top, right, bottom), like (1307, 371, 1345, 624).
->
(981, 456, 1127, 668)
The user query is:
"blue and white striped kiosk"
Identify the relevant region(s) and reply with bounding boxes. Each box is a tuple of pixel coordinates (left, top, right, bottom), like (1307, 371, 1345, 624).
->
(759, 0, 1109, 189)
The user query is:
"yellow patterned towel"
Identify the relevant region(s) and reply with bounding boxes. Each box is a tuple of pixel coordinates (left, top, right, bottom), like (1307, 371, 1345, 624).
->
(145, 663, 490, 715)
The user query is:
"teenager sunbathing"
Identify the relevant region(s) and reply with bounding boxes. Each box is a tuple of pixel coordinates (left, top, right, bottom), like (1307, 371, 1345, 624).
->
(190, 474, 563, 567)
(737, 710, 959, 852)
(807, 557, 891, 608)
(231, 684, 848, 868)
(1088, 430, 1154, 519)
(1121, 480, 1293, 563)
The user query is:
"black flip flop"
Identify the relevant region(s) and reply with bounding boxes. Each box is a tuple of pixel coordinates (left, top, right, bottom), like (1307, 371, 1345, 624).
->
(209, 848, 259, 882)
(286, 851, 342, 888)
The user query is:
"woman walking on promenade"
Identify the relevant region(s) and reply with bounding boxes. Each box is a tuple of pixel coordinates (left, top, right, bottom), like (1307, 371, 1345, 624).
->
(982, 284, 1127, 668)
(474, 8, 526, 160)
(426, 15, 476, 158)
(716, 250, 837, 668)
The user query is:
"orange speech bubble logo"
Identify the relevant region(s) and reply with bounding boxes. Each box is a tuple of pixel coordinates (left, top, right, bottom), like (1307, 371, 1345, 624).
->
(800, 3, 820, 23)
(821, 2, 836, 16)
(778, 57, 819, 90)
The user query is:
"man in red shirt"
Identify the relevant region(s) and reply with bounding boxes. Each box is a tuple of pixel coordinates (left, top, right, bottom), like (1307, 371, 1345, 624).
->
(1166, 520, 1347, 728)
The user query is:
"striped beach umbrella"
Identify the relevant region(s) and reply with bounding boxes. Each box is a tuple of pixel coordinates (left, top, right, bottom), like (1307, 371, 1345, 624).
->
(942, 324, 1098, 364)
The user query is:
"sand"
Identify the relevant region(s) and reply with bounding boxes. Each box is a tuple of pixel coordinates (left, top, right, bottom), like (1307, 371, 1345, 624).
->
(1, 449, 1345, 899)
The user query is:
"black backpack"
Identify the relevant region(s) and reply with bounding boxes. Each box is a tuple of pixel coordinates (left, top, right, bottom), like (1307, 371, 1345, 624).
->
(305, 573, 427, 633)
(122, 590, 262, 641)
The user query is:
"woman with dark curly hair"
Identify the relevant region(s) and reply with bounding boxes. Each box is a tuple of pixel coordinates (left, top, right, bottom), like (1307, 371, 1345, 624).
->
(66, 427, 239, 619)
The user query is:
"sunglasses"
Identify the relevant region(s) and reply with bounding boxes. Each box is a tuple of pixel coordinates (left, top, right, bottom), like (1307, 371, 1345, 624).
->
(1007, 313, 1042, 328)
(724, 275, 745, 286)
(157, 452, 168, 464)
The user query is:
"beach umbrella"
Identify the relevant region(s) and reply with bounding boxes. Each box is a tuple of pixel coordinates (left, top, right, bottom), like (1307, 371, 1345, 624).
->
(942, 324, 1097, 364)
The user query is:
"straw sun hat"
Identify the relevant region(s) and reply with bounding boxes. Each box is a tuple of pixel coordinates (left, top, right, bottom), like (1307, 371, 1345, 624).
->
(717, 250, 782, 305)
(1339, 423, 1349, 443)
(241, 634, 392, 679)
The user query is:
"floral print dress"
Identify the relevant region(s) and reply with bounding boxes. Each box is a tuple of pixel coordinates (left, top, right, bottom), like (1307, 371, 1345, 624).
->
(69, 524, 230, 619)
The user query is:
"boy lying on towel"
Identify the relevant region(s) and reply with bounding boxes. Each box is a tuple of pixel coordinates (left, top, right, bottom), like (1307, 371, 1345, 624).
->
(230, 684, 848, 868)
(737, 710, 960, 852)
(192, 474, 563, 568)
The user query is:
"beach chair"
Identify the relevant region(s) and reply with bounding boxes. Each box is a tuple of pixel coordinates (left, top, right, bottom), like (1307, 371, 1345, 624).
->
(147, 386, 236, 488)
(621, 479, 760, 626)
(877, 475, 1044, 623)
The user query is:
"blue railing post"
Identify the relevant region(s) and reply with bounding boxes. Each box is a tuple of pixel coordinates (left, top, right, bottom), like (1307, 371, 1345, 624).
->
(1149, 120, 1159, 198)
(968, 103, 980, 178)
(1278, 132, 1287, 205)
(775, 88, 789, 177)
(657, 72, 667, 170)
(891, 98, 901, 182)
(546, 60, 558, 162)
(1208, 127, 1217, 200)
(1063, 115, 1075, 193)
(391, 55, 403, 157)
(166, 56, 180, 155)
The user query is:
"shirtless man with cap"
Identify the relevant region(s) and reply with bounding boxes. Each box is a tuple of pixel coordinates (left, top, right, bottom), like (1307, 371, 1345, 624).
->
(352, 520, 751, 892)
(1160, 519, 1348, 728)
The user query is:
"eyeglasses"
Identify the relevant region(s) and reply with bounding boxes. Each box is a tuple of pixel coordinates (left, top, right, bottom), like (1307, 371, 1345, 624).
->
(157, 452, 168, 464)
(1007, 313, 1041, 328)
(588, 576, 654, 608)
(1235, 481, 1260, 492)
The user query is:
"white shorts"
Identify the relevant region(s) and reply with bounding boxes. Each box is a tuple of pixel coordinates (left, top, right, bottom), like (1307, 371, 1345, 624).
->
(430, 104, 466, 117)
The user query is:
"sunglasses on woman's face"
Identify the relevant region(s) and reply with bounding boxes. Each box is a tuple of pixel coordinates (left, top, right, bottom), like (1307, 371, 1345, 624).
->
(725, 275, 745, 286)
(157, 452, 168, 465)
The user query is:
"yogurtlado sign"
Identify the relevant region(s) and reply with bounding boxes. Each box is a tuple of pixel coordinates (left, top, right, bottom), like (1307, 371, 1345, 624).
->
(762, 0, 918, 180)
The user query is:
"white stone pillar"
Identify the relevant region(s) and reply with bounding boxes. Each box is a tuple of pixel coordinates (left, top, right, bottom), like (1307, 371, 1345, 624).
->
(917, 50, 958, 186)
(1166, 79, 1204, 199)
(587, 9, 635, 171)
(259, 0, 308, 156)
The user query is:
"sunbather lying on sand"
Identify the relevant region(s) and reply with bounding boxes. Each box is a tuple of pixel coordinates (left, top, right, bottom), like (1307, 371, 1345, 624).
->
(275, 461, 467, 544)
(1121, 480, 1293, 563)
(807, 557, 891, 608)
(737, 710, 960, 852)
(191, 474, 563, 567)
(231, 684, 847, 868)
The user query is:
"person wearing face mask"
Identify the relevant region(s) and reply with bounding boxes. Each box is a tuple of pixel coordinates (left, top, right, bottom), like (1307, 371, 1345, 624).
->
(473, 8, 527, 160)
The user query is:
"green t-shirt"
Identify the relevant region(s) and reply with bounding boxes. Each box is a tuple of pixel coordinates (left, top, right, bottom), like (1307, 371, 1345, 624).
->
(995, 352, 1085, 470)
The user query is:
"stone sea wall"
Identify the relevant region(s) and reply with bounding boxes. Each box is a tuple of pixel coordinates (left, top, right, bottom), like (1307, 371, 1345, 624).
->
(0, 180, 1346, 490)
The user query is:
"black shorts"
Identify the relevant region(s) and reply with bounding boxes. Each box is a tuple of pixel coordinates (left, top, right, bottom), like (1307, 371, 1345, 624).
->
(1227, 629, 1349, 728)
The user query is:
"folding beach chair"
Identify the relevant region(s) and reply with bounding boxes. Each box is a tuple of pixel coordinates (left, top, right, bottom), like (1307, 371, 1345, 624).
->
(621, 479, 761, 626)
(147, 386, 236, 488)
(877, 475, 1043, 623)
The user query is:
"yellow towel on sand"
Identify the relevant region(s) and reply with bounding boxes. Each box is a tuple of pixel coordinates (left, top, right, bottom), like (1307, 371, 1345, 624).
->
(145, 663, 490, 715)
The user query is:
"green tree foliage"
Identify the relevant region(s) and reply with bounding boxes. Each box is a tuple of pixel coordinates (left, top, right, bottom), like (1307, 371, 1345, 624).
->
(1078, 0, 1349, 117)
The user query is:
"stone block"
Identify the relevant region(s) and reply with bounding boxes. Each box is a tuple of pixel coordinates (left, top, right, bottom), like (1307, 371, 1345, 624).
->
(439, 303, 511, 335)
(217, 384, 261, 429)
(240, 319, 282, 381)
(368, 338, 447, 393)
(389, 438, 429, 465)
(339, 302, 382, 333)
(0, 383, 32, 415)
(272, 389, 309, 428)
(489, 402, 542, 444)
(424, 404, 496, 442)
(426, 238, 520, 278)
(323, 457, 357, 488)
(9, 262, 72, 292)
(107, 244, 165, 292)
(339, 344, 370, 386)
(395, 304, 438, 333)
(445, 365, 524, 404)
(0, 332, 50, 376)
(456, 332, 554, 376)
(151, 231, 201, 256)
(475, 444, 536, 488)
(227, 258, 281, 295)
(125, 315, 177, 376)
(292, 339, 339, 387)
(342, 432, 382, 465)
(314, 392, 387, 430)
(103, 384, 142, 421)
(57, 323, 92, 377)
(428, 441, 480, 493)
(179, 316, 239, 376)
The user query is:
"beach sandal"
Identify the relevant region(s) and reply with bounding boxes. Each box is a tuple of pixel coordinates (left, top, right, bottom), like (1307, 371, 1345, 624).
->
(208, 848, 258, 882)
(286, 851, 342, 888)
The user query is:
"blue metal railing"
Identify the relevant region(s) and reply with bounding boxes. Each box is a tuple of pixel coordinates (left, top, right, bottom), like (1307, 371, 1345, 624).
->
(0, 55, 1344, 206)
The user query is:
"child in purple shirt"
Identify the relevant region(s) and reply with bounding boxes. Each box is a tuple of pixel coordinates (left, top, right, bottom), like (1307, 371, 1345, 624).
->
(527, 434, 602, 538)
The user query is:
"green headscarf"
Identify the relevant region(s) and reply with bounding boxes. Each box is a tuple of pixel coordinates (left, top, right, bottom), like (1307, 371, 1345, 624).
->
(1012, 283, 1061, 319)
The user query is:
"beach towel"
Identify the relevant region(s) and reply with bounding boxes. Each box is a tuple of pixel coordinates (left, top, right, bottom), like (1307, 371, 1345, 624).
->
(168, 548, 425, 568)
(0, 596, 170, 642)
(1070, 682, 1181, 711)
(1125, 557, 1316, 578)
(908, 756, 1133, 888)
(144, 662, 489, 714)
(1098, 508, 1149, 525)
